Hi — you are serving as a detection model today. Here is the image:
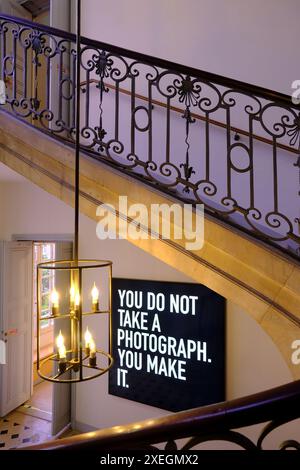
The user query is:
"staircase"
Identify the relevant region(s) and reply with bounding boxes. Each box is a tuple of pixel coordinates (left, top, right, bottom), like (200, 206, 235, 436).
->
(0, 13, 300, 450)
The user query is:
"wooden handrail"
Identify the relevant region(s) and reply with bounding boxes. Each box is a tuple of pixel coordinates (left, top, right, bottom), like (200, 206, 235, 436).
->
(80, 79, 299, 156)
(1, 11, 298, 156)
(1, 12, 299, 259)
(24, 379, 300, 450)
(1, 13, 300, 110)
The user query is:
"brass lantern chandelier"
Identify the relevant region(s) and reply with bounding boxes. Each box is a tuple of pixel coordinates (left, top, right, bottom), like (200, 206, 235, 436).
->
(36, 0, 113, 383)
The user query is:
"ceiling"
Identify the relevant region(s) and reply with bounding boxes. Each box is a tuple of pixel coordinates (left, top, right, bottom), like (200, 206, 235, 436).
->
(16, 0, 50, 17)
(0, 162, 26, 181)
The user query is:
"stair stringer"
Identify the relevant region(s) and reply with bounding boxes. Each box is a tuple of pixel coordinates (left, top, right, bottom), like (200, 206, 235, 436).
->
(0, 111, 300, 377)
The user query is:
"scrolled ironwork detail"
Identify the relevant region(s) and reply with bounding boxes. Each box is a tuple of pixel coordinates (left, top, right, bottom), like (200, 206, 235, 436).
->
(288, 113, 300, 147)
(0, 13, 299, 258)
(181, 431, 257, 451)
(280, 440, 300, 450)
(31, 31, 43, 55)
(177, 75, 200, 107)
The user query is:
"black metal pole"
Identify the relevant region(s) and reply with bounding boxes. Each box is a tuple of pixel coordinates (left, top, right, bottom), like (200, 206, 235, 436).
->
(74, 0, 81, 262)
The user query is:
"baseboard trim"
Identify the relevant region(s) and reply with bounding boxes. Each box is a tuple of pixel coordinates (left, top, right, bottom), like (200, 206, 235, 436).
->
(53, 422, 71, 439)
(74, 421, 98, 433)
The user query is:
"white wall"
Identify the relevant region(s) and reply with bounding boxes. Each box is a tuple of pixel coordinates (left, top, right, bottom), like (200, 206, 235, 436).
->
(2, 1, 298, 249)
(0, 176, 298, 448)
(0, 0, 29, 16)
(81, 0, 300, 95)
(76, 0, 299, 252)
(50, 0, 70, 31)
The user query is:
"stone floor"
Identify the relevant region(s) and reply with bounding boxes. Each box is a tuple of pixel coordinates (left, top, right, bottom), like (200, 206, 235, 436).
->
(0, 410, 52, 449)
(17, 381, 53, 422)
(0, 381, 53, 449)
(0, 381, 80, 449)
(26, 381, 53, 414)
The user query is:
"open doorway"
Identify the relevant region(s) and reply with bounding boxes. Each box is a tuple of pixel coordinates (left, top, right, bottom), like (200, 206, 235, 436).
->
(0, 238, 73, 447)
(0, 239, 72, 449)
(17, 242, 55, 424)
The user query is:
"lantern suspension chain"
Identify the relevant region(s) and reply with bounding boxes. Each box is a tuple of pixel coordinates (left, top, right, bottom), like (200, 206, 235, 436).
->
(74, 0, 81, 262)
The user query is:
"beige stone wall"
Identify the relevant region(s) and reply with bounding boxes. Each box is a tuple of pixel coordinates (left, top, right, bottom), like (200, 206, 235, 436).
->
(0, 112, 299, 379)
(0, 174, 298, 447)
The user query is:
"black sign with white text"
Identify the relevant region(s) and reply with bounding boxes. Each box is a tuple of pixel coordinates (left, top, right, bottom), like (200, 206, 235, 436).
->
(109, 278, 225, 412)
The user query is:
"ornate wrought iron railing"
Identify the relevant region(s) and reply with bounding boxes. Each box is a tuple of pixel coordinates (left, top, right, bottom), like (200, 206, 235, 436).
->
(26, 379, 300, 450)
(0, 14, 300, 258)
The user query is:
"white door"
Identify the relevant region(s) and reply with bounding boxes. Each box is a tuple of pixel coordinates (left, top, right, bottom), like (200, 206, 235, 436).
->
(51, 241, 73, 436)
(0, 241, 33, 417)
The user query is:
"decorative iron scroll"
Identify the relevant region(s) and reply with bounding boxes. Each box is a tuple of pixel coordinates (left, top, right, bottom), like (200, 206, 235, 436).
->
(0, 14, 299, 257)
(22, 379, 300, 451)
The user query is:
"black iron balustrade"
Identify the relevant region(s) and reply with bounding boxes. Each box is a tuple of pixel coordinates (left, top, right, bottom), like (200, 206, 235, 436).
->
(25, 379, 300, 450)
(0, 14, 300, 258)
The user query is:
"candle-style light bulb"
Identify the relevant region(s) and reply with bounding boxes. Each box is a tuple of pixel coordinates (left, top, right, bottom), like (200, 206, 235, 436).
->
(58, 344, 66, 360)
(56, 330, 64, 349)
(91, 282, 99, 312)
(89, 340, 96, 356)
(84, 327, 92, 354)
(70, 285, 76, 310)
(75, 292, 80, 311)
(51, 289, 59, 315)
(58, 344, 67, 373)
(56, 330, 67, 372)
(89, 339, 97, 367)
